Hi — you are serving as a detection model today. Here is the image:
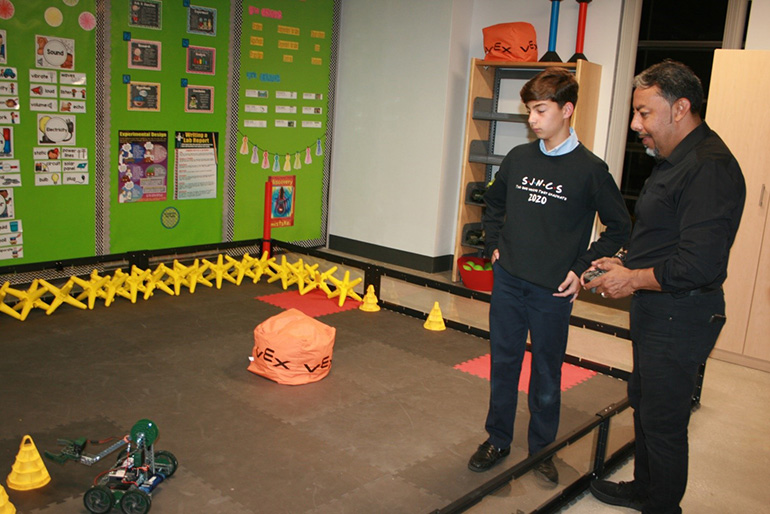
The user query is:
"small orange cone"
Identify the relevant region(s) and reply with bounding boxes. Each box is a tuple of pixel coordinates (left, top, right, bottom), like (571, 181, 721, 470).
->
(6, 435, 51, 491)
(424, 302, 446, 331)
(0, 484, 16, 514)
(359, 285, 381, 312)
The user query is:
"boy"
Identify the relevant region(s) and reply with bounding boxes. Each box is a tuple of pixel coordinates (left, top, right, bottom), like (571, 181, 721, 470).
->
(468, 68, 630, 484)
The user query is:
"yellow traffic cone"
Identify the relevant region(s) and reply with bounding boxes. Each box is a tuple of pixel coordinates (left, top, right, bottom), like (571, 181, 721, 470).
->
(359, 285, 381, 312)
(0, 484, 15, 514)
(6, 435, 51, 491)
(424, 301, 446, 331)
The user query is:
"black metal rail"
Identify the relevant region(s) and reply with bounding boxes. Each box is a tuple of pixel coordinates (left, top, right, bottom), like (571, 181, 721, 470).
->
(431, 399, 634, 514)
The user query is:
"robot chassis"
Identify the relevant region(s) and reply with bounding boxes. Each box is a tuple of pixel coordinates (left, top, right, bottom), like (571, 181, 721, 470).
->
(45, 419, 177, 514)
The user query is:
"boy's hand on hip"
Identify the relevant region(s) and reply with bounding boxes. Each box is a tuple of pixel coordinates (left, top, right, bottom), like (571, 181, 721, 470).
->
(554, 270, 580, 302)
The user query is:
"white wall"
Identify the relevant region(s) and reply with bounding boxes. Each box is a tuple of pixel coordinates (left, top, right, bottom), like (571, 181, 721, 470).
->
(746, 0, 770, 49)
(330, 0, 623, 261)
(329, 0, 471, 257)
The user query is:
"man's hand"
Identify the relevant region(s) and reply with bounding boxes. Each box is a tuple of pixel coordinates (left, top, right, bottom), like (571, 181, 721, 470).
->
(581, 258, 660, 299)
(554, 270, 580, 302)
(490, 249, 500, 264)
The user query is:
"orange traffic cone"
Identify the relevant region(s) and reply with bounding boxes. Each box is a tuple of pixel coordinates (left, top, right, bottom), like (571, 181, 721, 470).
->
(0, 484, 15, 514)
(6, 435, 51, 491)
(424, 302, 446, 331)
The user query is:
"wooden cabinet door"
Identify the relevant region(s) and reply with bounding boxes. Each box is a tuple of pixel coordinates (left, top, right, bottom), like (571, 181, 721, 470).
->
(706, 50, 770, 356)
(743, 205, 770, 361)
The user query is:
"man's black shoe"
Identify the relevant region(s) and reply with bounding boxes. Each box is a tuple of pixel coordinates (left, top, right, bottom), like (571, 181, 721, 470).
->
(468, 442, 510, 472)
(589, 480, 646, 511)
(533, 457, 558, 485)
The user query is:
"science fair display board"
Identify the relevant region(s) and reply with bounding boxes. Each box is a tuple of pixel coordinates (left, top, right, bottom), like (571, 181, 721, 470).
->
(0, 0, 335, 266)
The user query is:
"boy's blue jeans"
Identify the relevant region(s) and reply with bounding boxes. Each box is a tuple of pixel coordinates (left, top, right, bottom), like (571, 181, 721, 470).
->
(484, 263, 573, 455)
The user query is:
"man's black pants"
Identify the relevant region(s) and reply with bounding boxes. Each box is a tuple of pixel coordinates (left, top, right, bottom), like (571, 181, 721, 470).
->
(629, 289, 725, 514)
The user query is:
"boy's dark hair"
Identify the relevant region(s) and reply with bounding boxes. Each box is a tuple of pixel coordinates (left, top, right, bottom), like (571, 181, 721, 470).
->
(633, 59, 704, 116)
(520, 67, 578, 108)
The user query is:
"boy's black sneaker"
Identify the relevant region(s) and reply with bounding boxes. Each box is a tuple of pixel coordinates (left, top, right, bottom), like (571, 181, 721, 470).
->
(468, 442, 510, 472)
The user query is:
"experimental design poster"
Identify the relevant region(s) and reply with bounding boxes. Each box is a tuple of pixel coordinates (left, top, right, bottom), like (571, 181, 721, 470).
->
(117, 130, 168, 203)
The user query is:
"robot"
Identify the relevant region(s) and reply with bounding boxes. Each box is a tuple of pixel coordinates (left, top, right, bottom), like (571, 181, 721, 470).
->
(45, 419, 177, 514)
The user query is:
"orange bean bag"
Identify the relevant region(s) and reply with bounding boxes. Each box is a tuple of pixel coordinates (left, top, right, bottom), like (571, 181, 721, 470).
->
(248, 308, 336, 385)
(482, 22, 538, 62)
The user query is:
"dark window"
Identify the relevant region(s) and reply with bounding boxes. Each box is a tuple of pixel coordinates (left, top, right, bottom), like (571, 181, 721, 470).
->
(639, 0, 729, 41)
(619, 0, 742, 220)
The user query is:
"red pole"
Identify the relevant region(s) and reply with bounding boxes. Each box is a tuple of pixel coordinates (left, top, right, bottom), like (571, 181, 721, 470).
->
(262, 177, 272, 256)
(569, 0, 591, 62)
(575, 1, 588, 54)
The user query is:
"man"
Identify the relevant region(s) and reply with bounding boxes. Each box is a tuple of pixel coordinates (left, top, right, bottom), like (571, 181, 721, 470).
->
(586, 60, 745, 513)
(468, 67, 631, 484)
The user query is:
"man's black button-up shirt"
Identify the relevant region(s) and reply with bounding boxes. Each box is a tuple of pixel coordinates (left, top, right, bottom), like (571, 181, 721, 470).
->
(626, 122, 746, 293)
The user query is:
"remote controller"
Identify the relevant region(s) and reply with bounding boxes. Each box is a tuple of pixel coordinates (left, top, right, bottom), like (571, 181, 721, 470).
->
(583, 268, 607, 294)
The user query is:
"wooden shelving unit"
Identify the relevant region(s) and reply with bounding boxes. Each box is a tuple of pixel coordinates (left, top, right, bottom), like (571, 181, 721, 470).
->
(451, 58, 602, 282)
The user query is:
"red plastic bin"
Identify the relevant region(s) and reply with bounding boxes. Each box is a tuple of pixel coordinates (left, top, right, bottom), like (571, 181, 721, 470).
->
(458, 256, 494, 292)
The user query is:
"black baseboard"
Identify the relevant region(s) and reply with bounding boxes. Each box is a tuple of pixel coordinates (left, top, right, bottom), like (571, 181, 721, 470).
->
(328, 235, 453, 274)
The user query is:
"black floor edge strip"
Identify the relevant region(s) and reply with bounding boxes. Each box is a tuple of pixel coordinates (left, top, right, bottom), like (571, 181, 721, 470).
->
(430, 399, 633, 514)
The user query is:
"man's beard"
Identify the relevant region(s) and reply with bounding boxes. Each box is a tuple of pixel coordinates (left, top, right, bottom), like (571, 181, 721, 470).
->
(645, 146, 665, 163)
(642, 139, 664, 162)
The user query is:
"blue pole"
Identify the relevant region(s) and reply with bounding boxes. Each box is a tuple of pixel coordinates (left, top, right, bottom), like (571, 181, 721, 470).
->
(540, 0, 563, 62)
(548, 0, 560, 52)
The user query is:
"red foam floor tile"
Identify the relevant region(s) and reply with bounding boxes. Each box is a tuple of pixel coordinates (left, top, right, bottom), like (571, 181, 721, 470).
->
(454, 353, 596, 393)
(256, 288, 361, 318)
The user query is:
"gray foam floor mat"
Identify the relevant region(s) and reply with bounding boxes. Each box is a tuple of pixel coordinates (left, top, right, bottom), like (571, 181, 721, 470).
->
(1, 279, 627, 513)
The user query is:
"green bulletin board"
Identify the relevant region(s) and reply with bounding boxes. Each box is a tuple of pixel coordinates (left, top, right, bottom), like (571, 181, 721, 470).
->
(109, 0, 231, 254)
(0, 0, 336, 268)
(233, 1, 334, 243)
(0, 0, 98, 264)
